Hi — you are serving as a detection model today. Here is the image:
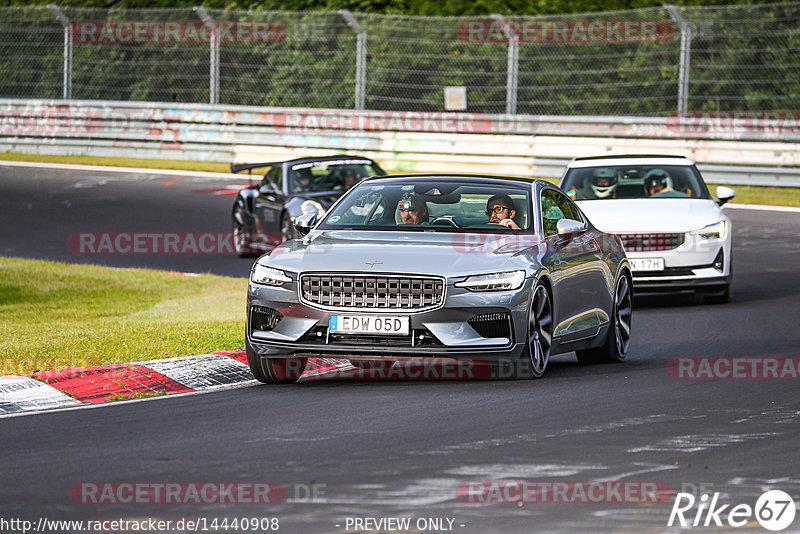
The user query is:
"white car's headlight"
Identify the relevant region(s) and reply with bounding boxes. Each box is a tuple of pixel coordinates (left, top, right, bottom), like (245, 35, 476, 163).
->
(250, 263, 292, 286)
(455, 270, 526, 291)
(690, 221, 727, 239)
(301, 200, 326, 217)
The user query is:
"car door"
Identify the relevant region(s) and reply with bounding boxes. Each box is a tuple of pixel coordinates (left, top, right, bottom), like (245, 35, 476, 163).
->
(539, 188, 606, 346)
(253, 165, 286, 245)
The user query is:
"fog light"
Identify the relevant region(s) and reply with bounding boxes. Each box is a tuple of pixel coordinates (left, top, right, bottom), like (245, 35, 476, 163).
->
(713, 249, 724, 272)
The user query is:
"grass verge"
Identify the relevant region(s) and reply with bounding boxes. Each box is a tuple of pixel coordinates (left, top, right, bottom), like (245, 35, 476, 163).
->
(0, 257, 247, 376)
(0, 151, 231, 174)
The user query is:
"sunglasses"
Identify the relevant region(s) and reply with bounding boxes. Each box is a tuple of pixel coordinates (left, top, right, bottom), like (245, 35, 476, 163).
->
(486, 206, 511, 215)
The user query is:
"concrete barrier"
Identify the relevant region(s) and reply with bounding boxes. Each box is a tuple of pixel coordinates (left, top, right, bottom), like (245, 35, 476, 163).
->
(1, 99, 798, 186)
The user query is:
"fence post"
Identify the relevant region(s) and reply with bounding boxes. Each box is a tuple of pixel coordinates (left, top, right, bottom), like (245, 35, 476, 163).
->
(665, 4, 691, 114)
(47, 4, 72, 99)
(491, 14, 518, 116)
(194, 7, 219, 105)
(339, 10, 366, 110)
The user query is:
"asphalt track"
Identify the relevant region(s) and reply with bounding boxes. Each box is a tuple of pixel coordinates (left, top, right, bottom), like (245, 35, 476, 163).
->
(2, 165, 800, 533)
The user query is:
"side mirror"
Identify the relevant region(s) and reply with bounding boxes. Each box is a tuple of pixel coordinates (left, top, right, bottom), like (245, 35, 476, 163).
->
(716, 186, 736, 206)
(293, 212, 318, 236)
(259, 183, 278, 195)
(556, 219, 587, 240)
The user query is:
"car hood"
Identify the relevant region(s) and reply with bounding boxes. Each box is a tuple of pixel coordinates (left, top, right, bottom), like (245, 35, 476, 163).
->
(264, 230, 543, 279)
(576, 198, 724, 234)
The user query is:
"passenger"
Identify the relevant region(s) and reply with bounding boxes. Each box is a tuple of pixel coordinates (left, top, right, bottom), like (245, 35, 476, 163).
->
(399, 196, 429, 225)
(342, 169, 359, 190)
(486, 193, 520, 229)
(644, 169, 676, 197)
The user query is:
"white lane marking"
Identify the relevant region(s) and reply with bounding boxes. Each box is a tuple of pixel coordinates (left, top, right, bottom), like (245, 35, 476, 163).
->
(627, 432, 779, 453)
(445, 464, 606, 478)
(0, 376, 82, 415)
(724, 203, 800, 213)
(0, 160, 241, 179)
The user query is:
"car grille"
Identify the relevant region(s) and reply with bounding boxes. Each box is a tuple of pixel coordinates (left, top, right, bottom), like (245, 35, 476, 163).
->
(300, 274, 445, 311)
(618, 233, 685, 252)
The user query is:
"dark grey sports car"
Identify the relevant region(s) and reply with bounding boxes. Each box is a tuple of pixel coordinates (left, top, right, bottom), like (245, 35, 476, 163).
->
(231, 155, 386, 256)
(246, 174, 632, 383)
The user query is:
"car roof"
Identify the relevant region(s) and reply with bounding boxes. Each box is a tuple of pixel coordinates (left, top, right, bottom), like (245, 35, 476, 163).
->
(567, 154, 695, 168)
(231, 155, 378, 174)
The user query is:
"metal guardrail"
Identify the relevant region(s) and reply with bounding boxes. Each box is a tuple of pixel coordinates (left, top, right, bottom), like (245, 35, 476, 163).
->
(1, 99, 799, 187)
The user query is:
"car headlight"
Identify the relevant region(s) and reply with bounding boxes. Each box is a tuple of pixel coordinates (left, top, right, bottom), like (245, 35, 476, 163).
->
(250, 263, 292, 286)
(690, 221, 727, 239)
(454, 270, 526, 291)
(301, 200, 326, 217)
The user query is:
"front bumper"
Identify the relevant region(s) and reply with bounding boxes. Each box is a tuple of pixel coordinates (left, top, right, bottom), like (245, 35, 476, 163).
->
(246, 276, 532, 361)
(626, 233, 731, 294)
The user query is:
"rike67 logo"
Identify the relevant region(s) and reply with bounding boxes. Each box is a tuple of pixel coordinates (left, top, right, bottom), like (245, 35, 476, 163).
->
(669, 490, 796, 531)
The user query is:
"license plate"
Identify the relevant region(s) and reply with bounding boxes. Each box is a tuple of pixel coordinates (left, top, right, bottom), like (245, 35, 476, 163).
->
(629, 258, 665, 272)
(329, 315, 410, 335)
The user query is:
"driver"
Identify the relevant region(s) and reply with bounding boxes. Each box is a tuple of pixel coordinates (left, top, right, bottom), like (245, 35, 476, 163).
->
(293, 168, 313, 192)
(399, 196, 429, 225)
(486, 193, 520, 229)
(644, 169, 675, 196)
(590, 168, 618, 199)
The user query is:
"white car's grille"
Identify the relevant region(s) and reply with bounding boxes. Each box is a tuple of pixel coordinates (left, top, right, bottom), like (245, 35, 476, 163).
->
(618, 233, 685, 252)
(300, 274, 444, 311)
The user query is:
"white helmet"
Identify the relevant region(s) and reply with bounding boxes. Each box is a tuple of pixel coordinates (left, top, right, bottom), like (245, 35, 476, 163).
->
(643, 169, 673, 196)
(590, 168, 618, 199)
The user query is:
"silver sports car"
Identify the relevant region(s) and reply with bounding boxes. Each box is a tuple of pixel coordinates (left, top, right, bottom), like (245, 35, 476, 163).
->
(245, 174, 632, 383)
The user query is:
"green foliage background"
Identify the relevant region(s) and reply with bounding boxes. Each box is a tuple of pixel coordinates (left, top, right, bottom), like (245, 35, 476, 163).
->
(0, 0, 797, 16)
(1, 0, 797, 115)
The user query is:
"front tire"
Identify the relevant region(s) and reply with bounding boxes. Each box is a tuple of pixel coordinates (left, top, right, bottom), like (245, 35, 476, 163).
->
(233, 206, 255, 257)
(705, 283, 731, 304)
(503, 281, 553, 379)
(246, 338, 307, 384)
(576, 273, 632, 364)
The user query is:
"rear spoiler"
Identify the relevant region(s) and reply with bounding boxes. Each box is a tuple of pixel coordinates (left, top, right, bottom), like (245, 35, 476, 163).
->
(230, 162, 277, 175)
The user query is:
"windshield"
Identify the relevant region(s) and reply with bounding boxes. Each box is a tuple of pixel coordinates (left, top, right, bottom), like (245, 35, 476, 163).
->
(562, 165, 710, 200)
(318, 179, 533, 233)
(288, 159, 385, 193)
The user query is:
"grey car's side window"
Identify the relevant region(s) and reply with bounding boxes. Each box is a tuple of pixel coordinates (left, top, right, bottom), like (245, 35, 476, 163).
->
(541, 189, 582, 237)
(265, 166, 283, 190)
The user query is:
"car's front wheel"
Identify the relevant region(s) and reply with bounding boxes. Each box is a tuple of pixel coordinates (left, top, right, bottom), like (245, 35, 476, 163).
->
(576, 273, 632, 364)
(233, 206, 255, 257)
(514, 281, 553, 379)
(246, 338, 307, 384)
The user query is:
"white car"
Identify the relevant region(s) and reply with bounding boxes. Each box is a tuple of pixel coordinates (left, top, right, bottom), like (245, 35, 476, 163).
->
(559, 155, 734, 303)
